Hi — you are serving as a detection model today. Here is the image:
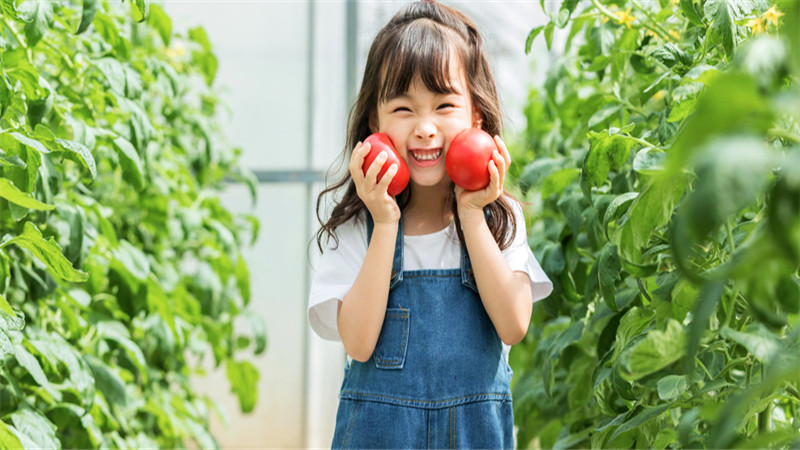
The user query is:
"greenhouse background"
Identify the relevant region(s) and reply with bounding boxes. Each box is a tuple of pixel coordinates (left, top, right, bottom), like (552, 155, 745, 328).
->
(2, 0, 799, 448)
(164, 1, 551, 447)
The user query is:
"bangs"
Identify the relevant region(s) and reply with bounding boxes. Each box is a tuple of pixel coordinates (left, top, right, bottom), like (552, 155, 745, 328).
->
(378, 19, 468, 103)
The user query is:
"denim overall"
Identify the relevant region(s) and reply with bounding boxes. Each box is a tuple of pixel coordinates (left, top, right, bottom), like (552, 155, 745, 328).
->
(331, 215, 514, 449)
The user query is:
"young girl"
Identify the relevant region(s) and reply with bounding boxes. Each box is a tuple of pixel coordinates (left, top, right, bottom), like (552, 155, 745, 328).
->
(309, 1, 552, 448)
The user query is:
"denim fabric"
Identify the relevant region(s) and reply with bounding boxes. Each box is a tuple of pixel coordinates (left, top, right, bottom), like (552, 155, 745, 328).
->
(331, 215, 514, 449)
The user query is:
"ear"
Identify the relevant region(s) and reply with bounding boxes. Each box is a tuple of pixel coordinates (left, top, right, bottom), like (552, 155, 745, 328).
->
(472, 107, 483, 129)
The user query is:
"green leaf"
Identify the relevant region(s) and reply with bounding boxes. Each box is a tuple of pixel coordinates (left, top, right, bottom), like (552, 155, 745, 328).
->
(0, 178, 54, 210)
(667, 98, 697, 123)
(235, 253, 250, 306)
(13, 343, 61, 401)
(76, 0, 98, 34)
(686, 280, 724, 372)
(650, 43, 693, 68)
(226, 360, 259, 413)
(112, 137, 144, 189)
(147, 4, 172, 46)
(616, 307, 655, 353)
(525, 25, 544, 55)
(246, 310, 266, 355)
(95, 321, 148, 382)
(9, 408, 60, 450)
(520, 158, 564, 191)
(85, 354, 127, 407)
(615, 174, 689, 262)
(708, 0, 737, 58)
(598, 244, 622, 312)
(0, 293, 13, 316)
(542, 168, 579, 198)
(19, 1, 55, 48)
(55, 138, 96, 179)
(588, 104, 620, 129)
(682, 137, 773, 241)
(622, 319, 687, 381)
(0, 71, 13, 120)
(721, 326, 779, 362)
(609, 403, 673, 442)
(8, 131, 50, 154)
(0, 222, 89, 282)
(657, 375, 688, 400)
(130, 0, 148, 22)
(679, 0, 704, 26)
(94, 58, 126, 95)
(111, 239, 150, 281)
(0, 420, 24, 450)
(544, 22, 555, 51)
(581, 132, 634, 201)
(632, 148, 666, 174)
(603, 192, 638, 239)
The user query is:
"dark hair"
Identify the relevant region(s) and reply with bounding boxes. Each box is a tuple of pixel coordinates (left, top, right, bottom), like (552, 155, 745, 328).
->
(315, 0, 517, 252)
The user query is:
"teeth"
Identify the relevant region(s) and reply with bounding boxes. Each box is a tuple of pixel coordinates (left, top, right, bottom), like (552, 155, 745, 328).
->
(412, 150, 441, 161)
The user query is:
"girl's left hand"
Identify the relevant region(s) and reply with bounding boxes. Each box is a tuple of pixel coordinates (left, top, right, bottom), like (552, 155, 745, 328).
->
(455, 135, 511, 219)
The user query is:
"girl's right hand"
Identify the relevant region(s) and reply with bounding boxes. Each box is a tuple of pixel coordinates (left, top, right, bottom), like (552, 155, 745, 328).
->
(349, 141, 401, 225)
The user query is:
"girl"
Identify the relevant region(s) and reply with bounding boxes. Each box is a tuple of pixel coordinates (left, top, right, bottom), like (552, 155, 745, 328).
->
(309, 1, 552, 448)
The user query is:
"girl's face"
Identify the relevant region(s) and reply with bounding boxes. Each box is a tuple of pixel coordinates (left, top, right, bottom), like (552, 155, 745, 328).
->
(371, 63, 480, 190)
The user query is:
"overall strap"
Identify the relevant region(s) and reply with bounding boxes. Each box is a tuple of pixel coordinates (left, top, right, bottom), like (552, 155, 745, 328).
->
(459, 209, 491, 294)
(365, 213, 404, 290)
(460, 244, 479, 294)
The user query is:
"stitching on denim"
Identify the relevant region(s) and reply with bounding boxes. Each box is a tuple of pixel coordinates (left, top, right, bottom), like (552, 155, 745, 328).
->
(375, 307, 409, 368)
(427, 409, 431, 450)
(340, 392, 511, 405)
(404, 273, 459, 279)
(450, 407, 454, 450)
(343, 400, 360, 450)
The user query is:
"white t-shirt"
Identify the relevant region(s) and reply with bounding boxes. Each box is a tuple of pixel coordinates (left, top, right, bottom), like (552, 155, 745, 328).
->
(307, 202, 553, 342)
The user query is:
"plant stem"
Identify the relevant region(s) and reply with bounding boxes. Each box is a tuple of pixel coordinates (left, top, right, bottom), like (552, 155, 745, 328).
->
(631, 0, 675, 41)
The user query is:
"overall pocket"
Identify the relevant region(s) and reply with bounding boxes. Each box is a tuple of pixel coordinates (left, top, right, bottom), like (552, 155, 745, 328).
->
(373, 307, 409, 369)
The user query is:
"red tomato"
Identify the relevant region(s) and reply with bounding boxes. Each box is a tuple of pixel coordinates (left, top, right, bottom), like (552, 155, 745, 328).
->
(361, 133, 410, 196)
(445, 128, 497, 191)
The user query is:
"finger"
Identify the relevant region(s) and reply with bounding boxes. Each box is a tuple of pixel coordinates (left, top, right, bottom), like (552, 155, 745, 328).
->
(489, 159, 501, 192)
(378, 163, 398, 194)
(349, 142, 369, 182)
(492, 150, 506, 175)
(365, 151, 388, 185)
(494, 136, 511, 169)
(492, 150, 506, 188)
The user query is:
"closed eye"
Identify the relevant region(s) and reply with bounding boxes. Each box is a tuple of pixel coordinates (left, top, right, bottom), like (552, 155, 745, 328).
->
(439, 103, 455, 109)
(392, 107, 411, 113)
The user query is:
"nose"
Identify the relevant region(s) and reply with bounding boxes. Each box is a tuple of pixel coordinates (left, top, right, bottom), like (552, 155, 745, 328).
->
(414, 118, 436, 140)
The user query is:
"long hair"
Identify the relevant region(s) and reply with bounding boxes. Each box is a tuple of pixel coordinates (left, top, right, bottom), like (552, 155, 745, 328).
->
(315, 1, 517, 252)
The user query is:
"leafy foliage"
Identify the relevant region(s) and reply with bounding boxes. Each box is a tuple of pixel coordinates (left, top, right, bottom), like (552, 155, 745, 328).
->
(511, 0, 800, 448)
(0, 1, 264, 448)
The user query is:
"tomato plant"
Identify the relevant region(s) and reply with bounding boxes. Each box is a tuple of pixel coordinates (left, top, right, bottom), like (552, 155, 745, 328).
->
(0, 1, 263, 448)
(445, 128, 496, 191)
(510, 0, 800, 448)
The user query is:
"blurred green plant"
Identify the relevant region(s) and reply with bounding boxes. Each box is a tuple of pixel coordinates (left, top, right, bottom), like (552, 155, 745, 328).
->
(510, 0, 800, 448)
(0, 1, 264, 448)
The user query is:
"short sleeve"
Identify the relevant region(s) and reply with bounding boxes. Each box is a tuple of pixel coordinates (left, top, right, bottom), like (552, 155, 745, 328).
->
(502, 201, 553, 302)
(307, 217, 368, 341)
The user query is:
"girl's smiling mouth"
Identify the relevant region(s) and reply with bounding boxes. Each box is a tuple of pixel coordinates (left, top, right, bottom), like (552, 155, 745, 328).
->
(409, 148, 443, 165)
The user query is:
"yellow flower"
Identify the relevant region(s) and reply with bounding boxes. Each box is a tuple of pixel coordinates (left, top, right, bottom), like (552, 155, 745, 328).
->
(669, 30, 681, 40)
(615, 7, 636, 28)
(746, 18, 766, 34)
(763, 6, 784, 27)
(653, 90, 664, 100)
